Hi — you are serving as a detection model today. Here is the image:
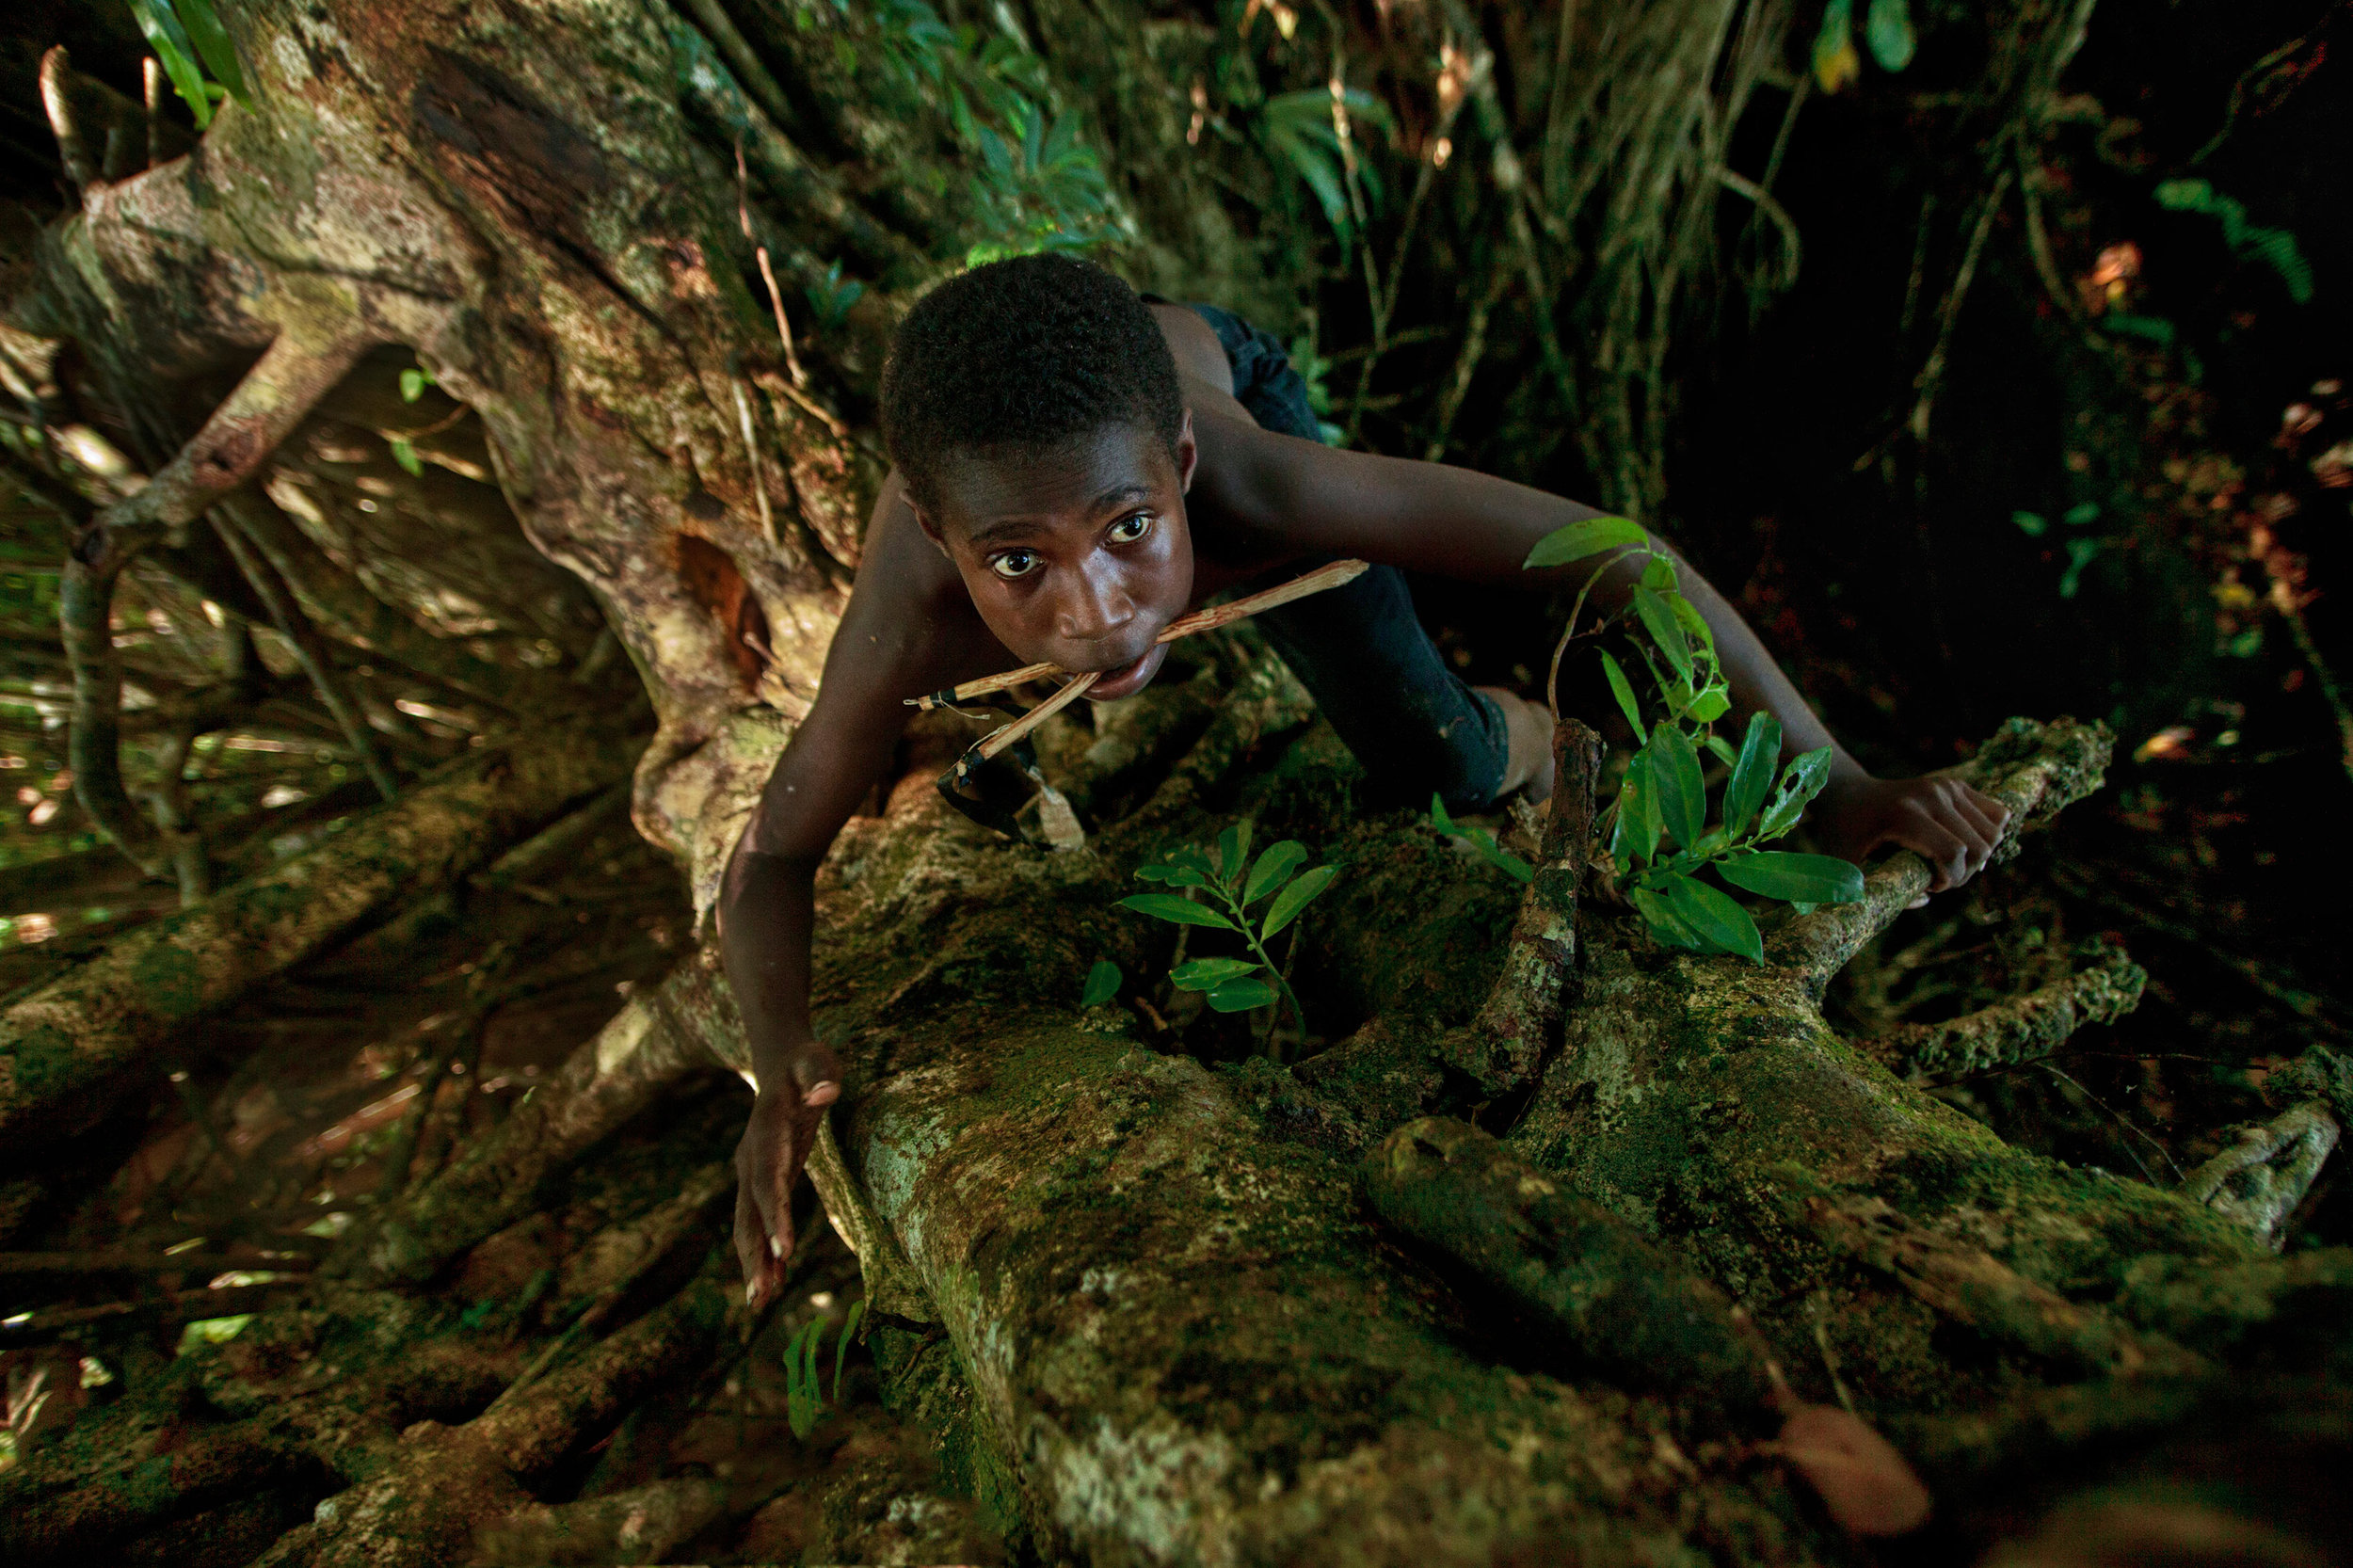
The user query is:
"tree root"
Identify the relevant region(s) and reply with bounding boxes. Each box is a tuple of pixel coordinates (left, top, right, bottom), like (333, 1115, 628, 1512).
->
(2177, 1099, 2340, 1251)
(1871, 937, 2146, 1083)
(1455, 718, 1602, 1094)
(1290, 716, 1601, 1144)
(1801, 1192, 2201, 1380)
(1773, 715, 2115, 983)
(8, 1176, 741, 1566)
(347, 944, 737, 1285)
(209, 502, 398, 801)
(1365, 1117, 1931, 1537)
(492, 1162, 732, 1403)
(0, 720, 636, 1147)
(1365, 1116, 1785, 1420)
(462, 1473, 733, 1567)
(236, 1272, 730, 1568)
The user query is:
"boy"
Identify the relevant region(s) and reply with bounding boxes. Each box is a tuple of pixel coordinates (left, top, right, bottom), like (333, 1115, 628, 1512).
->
(722, 254, 2009, 1304)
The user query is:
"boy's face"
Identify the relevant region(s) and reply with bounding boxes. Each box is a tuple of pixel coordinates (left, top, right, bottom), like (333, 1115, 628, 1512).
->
(918, 413, 1196, 701)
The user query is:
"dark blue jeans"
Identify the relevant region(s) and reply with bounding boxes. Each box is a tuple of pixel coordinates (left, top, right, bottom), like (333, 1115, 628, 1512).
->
(1183, 303, 1511, 809)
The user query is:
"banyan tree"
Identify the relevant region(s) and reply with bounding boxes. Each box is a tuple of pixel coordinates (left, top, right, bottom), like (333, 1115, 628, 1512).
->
(0, 0, 2344, 1563)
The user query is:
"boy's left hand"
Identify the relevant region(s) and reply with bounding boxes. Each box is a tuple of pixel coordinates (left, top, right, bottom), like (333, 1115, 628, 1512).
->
(1810, 773, 2011, 903)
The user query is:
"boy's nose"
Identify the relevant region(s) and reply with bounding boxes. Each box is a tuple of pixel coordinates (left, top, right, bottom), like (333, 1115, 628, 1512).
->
(1055, 576, 1137, 647)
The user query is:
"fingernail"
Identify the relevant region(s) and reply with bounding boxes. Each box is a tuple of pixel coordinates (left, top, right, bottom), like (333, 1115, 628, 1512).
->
(744, 1281, 757, 1306)
(768, 1235, 784, 1259)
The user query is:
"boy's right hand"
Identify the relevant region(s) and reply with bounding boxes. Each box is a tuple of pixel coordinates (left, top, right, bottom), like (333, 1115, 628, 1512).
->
(732, 1041, 844, 1310)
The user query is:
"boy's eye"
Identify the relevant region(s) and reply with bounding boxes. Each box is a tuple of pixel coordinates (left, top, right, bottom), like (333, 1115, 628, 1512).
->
(988, 551, 1041, 581)
(1108, 513, 1154, 544)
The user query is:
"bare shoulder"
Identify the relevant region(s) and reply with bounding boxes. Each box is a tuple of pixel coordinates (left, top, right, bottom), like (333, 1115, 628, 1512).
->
(1148, 301, 1236, 396)
(833, 476, 1007, 691)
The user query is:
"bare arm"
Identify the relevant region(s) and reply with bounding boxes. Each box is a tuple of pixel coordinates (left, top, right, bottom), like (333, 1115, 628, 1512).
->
(1188, 411, 2009, 889)
(720, 473, 1003, 1303)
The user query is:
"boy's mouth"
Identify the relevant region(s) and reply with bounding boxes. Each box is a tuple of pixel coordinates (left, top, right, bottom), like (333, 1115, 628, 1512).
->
(1082, 644, 1167, 701)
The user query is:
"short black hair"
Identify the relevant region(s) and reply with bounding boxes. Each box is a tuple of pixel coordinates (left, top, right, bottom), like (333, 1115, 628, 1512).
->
(880, 253, 1184, 514)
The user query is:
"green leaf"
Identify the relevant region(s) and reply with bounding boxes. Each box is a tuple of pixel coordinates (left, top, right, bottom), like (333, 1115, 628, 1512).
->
(1207, 976, 1278, 1013)
(1333, 86, 1398, 141)
(1665, 591, 1715, 658)
(1724, 712, 1781, 839)
(1716, 850, 1865, 905)
(833, 1299, 866, 1400)
(1116, 894, 1236, 931)
(1453, 824, 1533, 885)
(2153, 178, 2217, 215)
(1813, 0, 1858, 90)
(129, 0, 212, 127)
(1469, 827, 1533, 885)
(1215, 823, 1254, 888)
(1244, 840, 1308, 905)
(399, 367, 427, 402)
(1647, 727, 1705, 852)
(1627, 885, 1705, 951)
(2058, 536, 2101, 600)
(1640, 554, 1678, 593)
(2062, 502, 2102, 528)
(2011, 509, 2048, 537)
(388, 438, 424, 477)
(175, 0, 249, 104)
(1617, 750, 1663, 866)
(1630, 585, 1692, 679)
(1260, 865, 1337, 940)
(1133, 862, 1211, 888)
(1171, 956, 1259, 991)
(1864, 0, 1915, 72)
(1268, 125, 1351, 237)
(1658, 872, 1765, 964)
(1141, 845, 1218, 887)
(1704, 733, 1739, 768)
(175, 1313, 253, 1354)
(1756, 746, 1834, 840)
(1598, 649, 1645, 735)
(1080, 959, 1122, 1007)
(1522, 515, 1647, 569)
(2103, 312, 2175, 347)
(1688, 686, 1731, 724)
(1431, 795, 1533, 884)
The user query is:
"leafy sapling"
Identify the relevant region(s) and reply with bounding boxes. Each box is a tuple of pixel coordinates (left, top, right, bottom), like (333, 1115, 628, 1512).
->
(1117, 823, 1337, 1040)
(780, 1298, 867, 1440)
(1520, 517, 1866, 962)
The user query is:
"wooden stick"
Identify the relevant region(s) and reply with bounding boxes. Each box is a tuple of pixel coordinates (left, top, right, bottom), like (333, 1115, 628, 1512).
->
(973, 669, 1099, 763)
(908, 558, 1370, 710)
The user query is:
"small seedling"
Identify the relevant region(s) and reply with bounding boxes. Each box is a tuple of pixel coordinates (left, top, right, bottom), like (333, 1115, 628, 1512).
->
(780, 1298, 866, 1440)
(1118, 823, 1336, 1040)
(1522, 517, 1865, 961)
